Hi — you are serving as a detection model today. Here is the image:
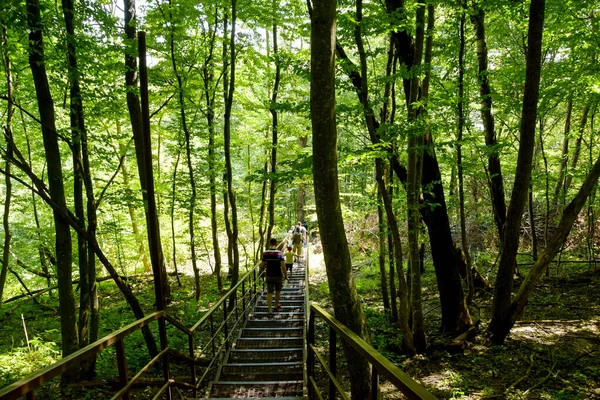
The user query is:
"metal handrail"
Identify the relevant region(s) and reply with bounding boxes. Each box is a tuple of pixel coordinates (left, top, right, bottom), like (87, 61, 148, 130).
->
(0, 263, 264, 400)
(307, 303, 437, 400)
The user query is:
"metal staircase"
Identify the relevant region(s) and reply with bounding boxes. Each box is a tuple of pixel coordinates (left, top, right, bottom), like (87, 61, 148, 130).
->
(205, 259, 307, 399)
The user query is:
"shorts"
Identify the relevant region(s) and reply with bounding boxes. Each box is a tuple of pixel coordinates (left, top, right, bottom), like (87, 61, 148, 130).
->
(265, 276, 283, 293)
(286, 263, 293, 273)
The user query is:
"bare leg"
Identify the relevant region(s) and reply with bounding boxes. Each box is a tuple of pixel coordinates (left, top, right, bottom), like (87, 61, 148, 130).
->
(267, 292, 273, 312)
(275, 290, 281, 308)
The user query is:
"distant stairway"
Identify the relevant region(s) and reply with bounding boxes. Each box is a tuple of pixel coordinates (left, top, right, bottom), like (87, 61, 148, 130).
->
(206, 258, 307, 399)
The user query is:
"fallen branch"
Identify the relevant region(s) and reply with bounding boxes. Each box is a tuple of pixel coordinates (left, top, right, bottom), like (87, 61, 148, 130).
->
(504, 354, 534, 395)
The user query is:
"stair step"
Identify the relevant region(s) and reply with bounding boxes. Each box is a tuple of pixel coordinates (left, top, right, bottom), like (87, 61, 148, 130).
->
(242, 328, 303, 338)
(228, 348, 303, 363)
(220, 362, 303, 381)
(235, 337, 303, 349)
(246, 319, 304, 328)
(209, 381, 303, 398)
(257, 301, 304, 307)
(248, 312, 304, 320)
(255, 306, 304, 312)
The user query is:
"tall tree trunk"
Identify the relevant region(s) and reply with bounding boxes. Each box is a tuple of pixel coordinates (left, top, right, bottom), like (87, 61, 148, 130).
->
(267, 16, 281, 243)
(471, 5, 507, 244)
(553, 98, 572, 209)
(26, 0, 79, 380)
(61, 0, 98, 377)
(310, 1, 372, 396)
(0, 21, 13, 305)
(296, 136, 308, 224)
(202, 15, 223, 290)
(123, 0, 170, 303)
(457, 8, 474, 304)
(223, 0, 240, 288)
(351, 0, 414, 351)
(377, 187, 391, 313)
(340, 0, 473, 334)
(489, 0, 546, 343)
(564, 104, 591, 195)
(168, 0, 200, 299)
(495, 151, 600, 343)
(170, 144, 183, 286)
(119, 139, 151, 273)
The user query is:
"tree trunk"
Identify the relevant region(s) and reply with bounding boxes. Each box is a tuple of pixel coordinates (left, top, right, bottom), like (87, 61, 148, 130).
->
(310, 1, 372, 396)
(0, 21, 13, 305)
(377, 187, 390, 313)
(489, 0, 545, 343)
(471, 5, 507, 244)
(168, 0, 200, 299)
(170, 145, 183, 286)
(339, 0, 473, 334)
(564, 104, 591, 195)
(494, 151, 600, 343)
(118, 139, 151, 273)
(61, 0, 98, 377)
(267, 17, 281, 243)
(457, 9, 474, 304)
(26, 0, 79, 379)
(223, 0, 240, 288)
(552, 99, 572, 208)
(202, 17, 223, 291)
(296, 136, 308, 224)
(123, 0, 170, 303)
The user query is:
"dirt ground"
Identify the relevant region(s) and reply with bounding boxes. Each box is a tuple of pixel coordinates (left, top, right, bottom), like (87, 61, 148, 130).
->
(307, 249, 600, 399)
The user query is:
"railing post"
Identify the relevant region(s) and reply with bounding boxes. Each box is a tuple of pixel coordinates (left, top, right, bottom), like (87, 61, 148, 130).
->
(223, 303, 229, 351)
(329, 325, 336, 400)
(26, 391, 34, 400)
(115, 338, 130, 400)
(371, 367, 379, 400)
(242, 280, 246, 313)
(210, 315, 215, 357)
(307, 310, 315, 400)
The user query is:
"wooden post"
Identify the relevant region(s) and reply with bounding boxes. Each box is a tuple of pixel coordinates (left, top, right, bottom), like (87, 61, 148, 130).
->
(329, 326, 336, 399)
(116, 338, 130, 400)
(307, 311, 315, 400)
(138, 31, 171, 400)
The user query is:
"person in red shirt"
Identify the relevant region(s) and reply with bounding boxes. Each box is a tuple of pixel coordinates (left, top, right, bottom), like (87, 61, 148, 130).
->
(261, 238, 289, 312)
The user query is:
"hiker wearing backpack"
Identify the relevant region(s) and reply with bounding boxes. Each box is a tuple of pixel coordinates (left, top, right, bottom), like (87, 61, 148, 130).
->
(292, 223, 304, 257)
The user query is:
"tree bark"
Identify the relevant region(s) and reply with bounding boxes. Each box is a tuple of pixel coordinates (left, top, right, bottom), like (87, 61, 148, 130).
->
(223, 0, 240, 288)
(123, 0, 170, 303)
(564, 104, 591, 195)
(310, 1, 372, 396)
(61, 0, 98, 377)
(201, 14, 223, 290)
(471, 5, 507, 244)
(377, 187, 390, 313)
(167, 0, 200, 299)
(267, 16, 281, 243)
(490, 0, 546, 343)
(118, 139, 151, 273)
(0, 20, 13, 305)
(457, 8, 474, 304)
(26, 0, 79, 379)
(552, 98, 572, 208)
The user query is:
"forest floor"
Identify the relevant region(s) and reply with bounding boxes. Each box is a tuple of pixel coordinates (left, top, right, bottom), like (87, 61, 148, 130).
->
(1, 247, 599, 399)
(308, 249, 600, 399)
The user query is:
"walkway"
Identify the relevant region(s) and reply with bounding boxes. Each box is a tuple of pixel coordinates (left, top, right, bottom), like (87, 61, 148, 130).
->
(206, 256, 307, 399)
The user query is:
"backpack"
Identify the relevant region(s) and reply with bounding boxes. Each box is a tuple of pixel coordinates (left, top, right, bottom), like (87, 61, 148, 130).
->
(293, 229, 302, 244)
